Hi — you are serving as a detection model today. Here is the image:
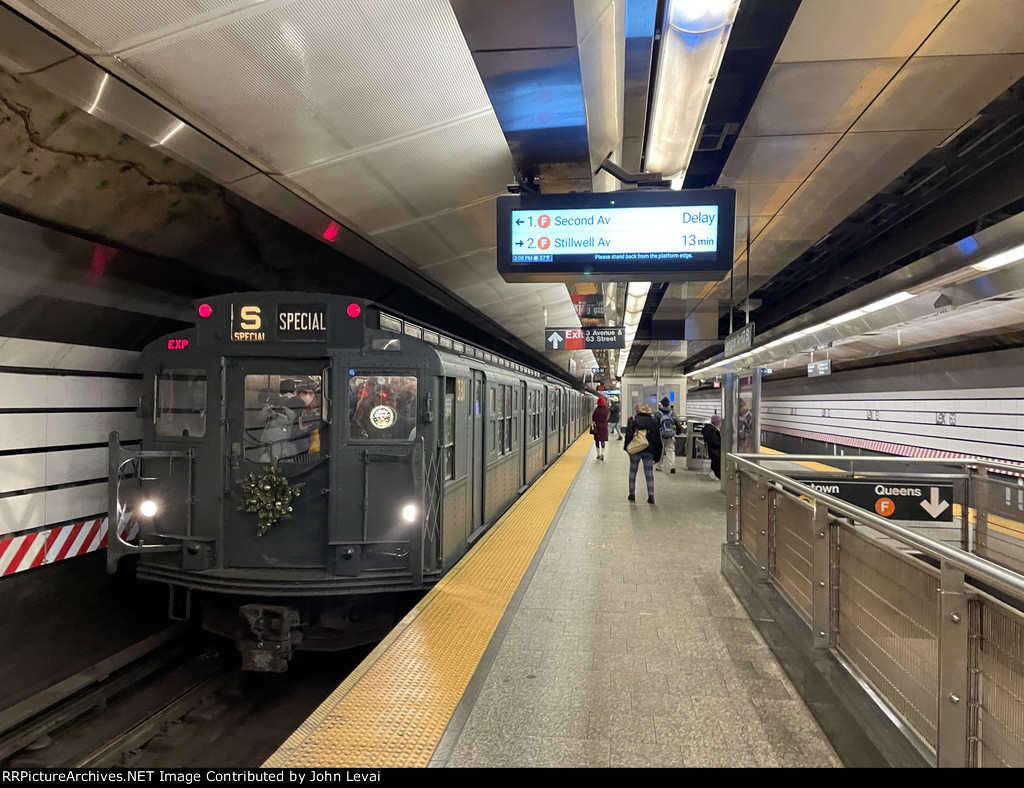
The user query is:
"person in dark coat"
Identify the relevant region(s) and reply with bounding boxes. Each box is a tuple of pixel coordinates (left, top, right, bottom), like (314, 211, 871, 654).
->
(609, 396, 622, 439)
(703, 414, 723, 480)
(592, 396, 610, 460)
(623, 402, 663, 503)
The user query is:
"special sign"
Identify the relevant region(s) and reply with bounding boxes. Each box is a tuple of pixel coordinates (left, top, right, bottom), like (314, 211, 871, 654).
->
(231, 303, 328, 342)
(799, 480, 954, 522)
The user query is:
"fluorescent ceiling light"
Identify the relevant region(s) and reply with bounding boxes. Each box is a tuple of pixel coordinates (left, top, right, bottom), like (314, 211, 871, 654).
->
(645, 0, 741, 178)
(971, 243, 1024, 271)
(822, 310, 864, 327)
(861, 291, 913, 312)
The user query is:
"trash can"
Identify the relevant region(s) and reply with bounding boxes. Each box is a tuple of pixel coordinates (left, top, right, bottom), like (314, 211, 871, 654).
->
(685, 419, 711, 471)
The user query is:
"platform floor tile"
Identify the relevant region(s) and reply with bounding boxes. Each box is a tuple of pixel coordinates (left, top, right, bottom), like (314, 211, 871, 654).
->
(441, 442, 842, 768)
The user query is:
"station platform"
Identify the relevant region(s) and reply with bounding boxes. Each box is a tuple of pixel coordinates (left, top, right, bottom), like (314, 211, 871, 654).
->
(264, 436, 845, 768)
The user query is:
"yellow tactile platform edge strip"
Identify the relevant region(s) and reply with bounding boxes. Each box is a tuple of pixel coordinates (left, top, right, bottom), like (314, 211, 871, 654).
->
(264, 434, 592, 768)
(759, 445, 844, 473)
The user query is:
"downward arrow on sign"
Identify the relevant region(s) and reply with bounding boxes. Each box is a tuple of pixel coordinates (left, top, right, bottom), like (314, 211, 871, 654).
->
(920, 487, 950, 519)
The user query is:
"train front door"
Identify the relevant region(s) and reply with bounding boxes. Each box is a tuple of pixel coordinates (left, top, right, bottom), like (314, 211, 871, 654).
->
(225, 360, 330, 568)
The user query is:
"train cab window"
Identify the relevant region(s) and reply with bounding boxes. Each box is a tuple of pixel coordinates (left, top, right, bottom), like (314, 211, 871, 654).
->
(349, 374, 417, 440)
(243, 374, 326, 463)
(156, 369, 206, 439)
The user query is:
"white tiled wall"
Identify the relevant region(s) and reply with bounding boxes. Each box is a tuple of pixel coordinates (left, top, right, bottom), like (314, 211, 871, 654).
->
(762, 388, 1024, 464)
(0, 339, 141, 538)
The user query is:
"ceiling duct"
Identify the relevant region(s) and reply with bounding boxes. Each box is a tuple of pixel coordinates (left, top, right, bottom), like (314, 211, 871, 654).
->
(450, 0, 628, 193)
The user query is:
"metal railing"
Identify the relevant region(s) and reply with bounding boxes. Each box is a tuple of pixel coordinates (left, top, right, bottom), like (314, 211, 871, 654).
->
(725, 453, 1024, 767)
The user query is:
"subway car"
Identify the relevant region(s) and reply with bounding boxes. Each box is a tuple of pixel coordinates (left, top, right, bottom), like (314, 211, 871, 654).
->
(108, 292, 594, 670)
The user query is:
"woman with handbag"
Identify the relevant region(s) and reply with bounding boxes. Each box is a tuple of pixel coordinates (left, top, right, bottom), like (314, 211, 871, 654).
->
(591, 396, 610, 460)
(623, 402, 663, 503)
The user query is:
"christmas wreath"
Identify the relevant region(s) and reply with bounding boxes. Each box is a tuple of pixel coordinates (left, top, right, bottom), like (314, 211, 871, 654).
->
(238, 463, 304, 537)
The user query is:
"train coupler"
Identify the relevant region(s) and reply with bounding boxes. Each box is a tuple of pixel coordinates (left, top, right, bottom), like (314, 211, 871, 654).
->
(236, 604, 303, 672)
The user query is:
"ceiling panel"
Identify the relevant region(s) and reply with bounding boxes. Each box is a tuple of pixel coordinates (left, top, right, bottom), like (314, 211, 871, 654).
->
(774, 0, 956, 63)
(741, 59, 902, 136)
(426, 199, 499, 259)
(28, 0, 245, 52)
(721, 181, 804, 218)
(115, 0, 493, 173)
(352, 113, 514, 218)
(285, 157, 417, 235)
(370, 223, 458, 269)
(778, 129, 952, 224)
(854, 53, 1024, 131)
(720, 133, 843, 184)
(290, 114, 512, 234)
(917, 0, 1024, 56)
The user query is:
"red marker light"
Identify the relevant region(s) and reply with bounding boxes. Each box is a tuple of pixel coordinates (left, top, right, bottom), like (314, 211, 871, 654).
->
(198, 303, 213, 318)
(346, 303, 361, 318)
(323, 221, 341, 242)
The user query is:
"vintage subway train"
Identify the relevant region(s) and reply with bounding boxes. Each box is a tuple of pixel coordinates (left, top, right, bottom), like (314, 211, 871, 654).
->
(108, 292, 594, 670)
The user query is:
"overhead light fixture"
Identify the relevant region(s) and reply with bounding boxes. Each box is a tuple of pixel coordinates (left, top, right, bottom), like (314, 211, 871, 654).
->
(617, 282, 651, 377)
(861, 291, 913, 312)
(645, 0, 741, 181)
(971, 243, 1024, 272)
(822, 310, 864, 327)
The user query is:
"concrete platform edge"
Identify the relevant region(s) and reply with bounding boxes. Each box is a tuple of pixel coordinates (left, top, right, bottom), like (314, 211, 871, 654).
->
(721, 542, 932, 769)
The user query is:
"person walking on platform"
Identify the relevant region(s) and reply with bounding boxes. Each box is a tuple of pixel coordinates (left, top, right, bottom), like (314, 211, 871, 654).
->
(703, 414, 723, 480)
(592, 396, 610, 460)
(654, 397, 681, 474)
(624, 402, 662, 503)
(609, 396, 622, 439)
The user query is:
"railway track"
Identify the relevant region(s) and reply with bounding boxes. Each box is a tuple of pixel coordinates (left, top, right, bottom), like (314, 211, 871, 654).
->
(1, 632, 369, 768)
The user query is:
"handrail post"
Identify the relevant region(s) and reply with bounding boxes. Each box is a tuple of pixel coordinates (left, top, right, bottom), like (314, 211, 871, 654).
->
(755, 474, 770, 581)
(937, 562, 969, 768)
(811, 501, 834, 649)
(725, 455, 739, 544)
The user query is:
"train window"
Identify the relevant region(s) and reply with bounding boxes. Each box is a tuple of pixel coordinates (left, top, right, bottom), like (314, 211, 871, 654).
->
(504, 387, 513, 452)
(443, 378, 455, 481)
(493, 386, 505, 455)
(242, 374, 326, 463)
(371, 338, 401, 351)
(156, 369, 206, 439)
(349, 374, 417, 440)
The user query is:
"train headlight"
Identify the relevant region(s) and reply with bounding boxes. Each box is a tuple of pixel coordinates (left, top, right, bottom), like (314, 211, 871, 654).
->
(140, 499, 159, 518)
(401, 504, 418, 523)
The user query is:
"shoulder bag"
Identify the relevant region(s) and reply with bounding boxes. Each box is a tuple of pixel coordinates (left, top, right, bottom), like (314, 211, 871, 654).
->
(626, 425, 649, 455)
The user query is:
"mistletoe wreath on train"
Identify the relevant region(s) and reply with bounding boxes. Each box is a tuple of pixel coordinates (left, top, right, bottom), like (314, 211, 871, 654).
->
(238, 462, 304, 537)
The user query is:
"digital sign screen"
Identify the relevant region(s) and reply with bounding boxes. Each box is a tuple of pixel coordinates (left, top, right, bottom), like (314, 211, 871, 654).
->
(497, 188, 735, 283)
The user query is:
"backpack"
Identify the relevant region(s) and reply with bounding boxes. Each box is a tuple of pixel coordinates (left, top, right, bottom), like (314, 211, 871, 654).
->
(660, 410, 676, 438)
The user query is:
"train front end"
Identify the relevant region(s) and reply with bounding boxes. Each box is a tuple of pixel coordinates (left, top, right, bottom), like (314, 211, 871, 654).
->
(107, 294, 440, 671)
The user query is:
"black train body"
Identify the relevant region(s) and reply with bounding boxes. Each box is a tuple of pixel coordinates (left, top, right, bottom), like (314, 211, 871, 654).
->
(108, 293, 594, 670)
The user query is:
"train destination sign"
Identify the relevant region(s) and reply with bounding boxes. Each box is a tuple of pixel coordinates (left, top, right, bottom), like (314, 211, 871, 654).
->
(497, 189, 736, 283)
(545, 326, 625, 351)
(797, 480, 954, 522)
(230, 302, 328, 342)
